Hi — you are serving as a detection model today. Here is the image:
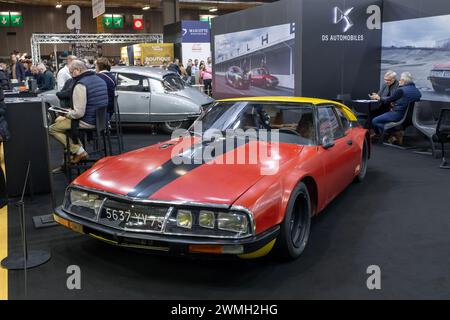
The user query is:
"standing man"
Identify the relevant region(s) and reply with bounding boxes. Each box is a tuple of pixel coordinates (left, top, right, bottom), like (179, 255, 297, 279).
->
(96, 57, 117, 118)
(191, 59, 199, 85)
(49, 60, 108, 165)
(57, 55, 77, 90)
(366, 70, 399, 129)
(10, 53, 25, 82)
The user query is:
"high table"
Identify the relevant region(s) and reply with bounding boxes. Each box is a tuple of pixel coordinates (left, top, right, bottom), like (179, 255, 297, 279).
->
(3, 97, 54, 201)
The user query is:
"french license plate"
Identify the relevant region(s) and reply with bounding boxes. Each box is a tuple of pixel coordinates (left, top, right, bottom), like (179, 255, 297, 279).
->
(99, 200, 168, 232)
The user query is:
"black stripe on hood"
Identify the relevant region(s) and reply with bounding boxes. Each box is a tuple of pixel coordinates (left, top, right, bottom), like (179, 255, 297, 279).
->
(127, 135, 250, 199)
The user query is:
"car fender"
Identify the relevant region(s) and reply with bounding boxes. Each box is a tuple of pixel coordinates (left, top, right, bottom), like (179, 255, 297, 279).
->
(233, 149, 326, 234)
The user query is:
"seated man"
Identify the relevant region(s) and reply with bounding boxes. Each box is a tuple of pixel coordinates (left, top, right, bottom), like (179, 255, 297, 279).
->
(49, 60, 108, 168)
(372, 72, 421, 145)
(36, 63, 55, 91)
(366, 70, 399, 129)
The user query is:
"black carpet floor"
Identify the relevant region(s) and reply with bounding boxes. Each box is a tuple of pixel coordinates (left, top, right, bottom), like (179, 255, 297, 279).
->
(6, 129, 450, 300)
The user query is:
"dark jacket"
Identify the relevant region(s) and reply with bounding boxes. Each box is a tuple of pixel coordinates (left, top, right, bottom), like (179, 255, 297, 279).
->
(0, 87, 6, 119)
(378, 79, 399, 98)
(0, 70, 10, 91)
(381, 82, 422, 114)
(97, 71, 117, 114)
(39, 70, 55, 91)
(56, 78, 75, 109)
(12, 62, 25, 81)
(167, 63, 181, 75)
(72, 71, 108, 126)
(0, 87, 10, 142)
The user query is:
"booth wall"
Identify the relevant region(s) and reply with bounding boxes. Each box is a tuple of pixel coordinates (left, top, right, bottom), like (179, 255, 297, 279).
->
(211, 0, 382, 101)
(211, 0, 301, 99)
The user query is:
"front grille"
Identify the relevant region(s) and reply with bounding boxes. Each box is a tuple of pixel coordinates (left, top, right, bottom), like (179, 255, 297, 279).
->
(98, 199, 170, 233)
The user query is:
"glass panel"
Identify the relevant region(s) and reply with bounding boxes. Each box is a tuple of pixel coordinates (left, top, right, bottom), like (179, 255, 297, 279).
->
(116, 73, 149, 92)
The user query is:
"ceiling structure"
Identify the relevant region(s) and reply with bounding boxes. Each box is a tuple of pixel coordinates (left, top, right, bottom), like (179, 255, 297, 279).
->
(0, 0, 278, 12)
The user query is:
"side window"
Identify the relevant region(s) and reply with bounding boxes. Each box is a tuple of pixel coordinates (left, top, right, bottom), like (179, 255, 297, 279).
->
(149, 78, 165, 94)
(317, 106, 345, 140)
(335, 107, 350, 132)
(116, 73, 149, 92)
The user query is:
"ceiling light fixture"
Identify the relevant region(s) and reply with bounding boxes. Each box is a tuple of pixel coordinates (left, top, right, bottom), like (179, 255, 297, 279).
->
(209, 7, 218, 12)
(143, 0, 151, 11)
(55, 2, 62, 8)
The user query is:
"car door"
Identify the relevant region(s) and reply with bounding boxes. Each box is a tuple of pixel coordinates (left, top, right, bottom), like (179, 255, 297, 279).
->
(116, 73, 151, 123)
(316, 105, 357, 202)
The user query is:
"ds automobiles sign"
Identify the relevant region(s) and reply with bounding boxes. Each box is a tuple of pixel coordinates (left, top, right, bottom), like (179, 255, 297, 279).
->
(322, 4, 381, 42)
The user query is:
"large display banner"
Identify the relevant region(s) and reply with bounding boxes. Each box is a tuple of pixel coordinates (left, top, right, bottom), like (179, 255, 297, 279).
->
(141, 44, 174, 66)
(120, 44, 174, 66)
(214, 23, 295, 98)
(382, 14, 450, 102)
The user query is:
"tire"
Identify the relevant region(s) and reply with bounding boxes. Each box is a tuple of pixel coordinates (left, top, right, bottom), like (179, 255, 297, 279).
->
(160, 120, 190, 134)
(273, 182, 312, 260)
(354, 139, 369, 183)
(432, 83, 447, 93)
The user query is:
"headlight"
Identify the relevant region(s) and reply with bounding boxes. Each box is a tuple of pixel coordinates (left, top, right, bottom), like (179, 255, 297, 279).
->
(218, 212, 249, 233)
(199, 210, 215, 229)
(70, 189, 103, 210)
(177, 210, 193, 229)
(63, 188, 105, 220)
(164, 208, 252, 238)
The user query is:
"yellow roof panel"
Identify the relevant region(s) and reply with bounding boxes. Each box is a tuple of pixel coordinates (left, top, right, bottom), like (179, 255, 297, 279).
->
(217, 96, 357, 121)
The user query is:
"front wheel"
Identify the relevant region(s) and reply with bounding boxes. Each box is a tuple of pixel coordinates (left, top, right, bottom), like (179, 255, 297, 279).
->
(273, 182, 312, 260)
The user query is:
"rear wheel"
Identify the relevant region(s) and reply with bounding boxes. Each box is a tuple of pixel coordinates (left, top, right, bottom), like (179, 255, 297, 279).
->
(160, 120, 190, 134)
(273, 182, 312, 260)
(354, 139, 369, 182)
(432, 83, 447, 93)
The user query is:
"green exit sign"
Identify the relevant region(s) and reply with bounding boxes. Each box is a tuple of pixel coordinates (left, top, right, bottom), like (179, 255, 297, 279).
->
(0, 12, 22, 27)
(0, 12, 11, 27)
(10, 12, 23, 27)
(103, 14, 123, 29)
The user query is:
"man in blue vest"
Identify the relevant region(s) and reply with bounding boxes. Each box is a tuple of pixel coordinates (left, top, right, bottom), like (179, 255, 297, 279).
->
(372, 72, 422, 145)
(49, 60, 108, 166)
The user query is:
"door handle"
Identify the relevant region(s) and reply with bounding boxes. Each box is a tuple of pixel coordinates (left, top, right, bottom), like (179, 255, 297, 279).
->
(347, 140, 353, 146)
(140, 95, 150, 99)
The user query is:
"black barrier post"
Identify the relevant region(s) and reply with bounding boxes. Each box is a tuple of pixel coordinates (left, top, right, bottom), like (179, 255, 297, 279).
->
(1, 161, 51, 297)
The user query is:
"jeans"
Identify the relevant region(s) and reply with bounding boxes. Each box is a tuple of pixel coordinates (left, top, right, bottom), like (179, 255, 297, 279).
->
(372, 111, 404, 134)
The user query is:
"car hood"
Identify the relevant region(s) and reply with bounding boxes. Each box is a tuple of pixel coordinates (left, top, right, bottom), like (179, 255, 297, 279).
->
(73, 137, 302, 206)
(174, 86, 215, 106)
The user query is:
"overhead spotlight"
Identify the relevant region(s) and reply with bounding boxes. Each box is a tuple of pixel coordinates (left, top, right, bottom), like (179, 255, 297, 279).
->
(55, 1, 62, 8)
(143, 6, 150, 10)
(209, 7, 218, 12)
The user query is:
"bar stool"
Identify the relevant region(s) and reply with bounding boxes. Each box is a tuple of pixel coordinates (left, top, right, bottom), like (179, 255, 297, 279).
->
(64, 106, 111, 181)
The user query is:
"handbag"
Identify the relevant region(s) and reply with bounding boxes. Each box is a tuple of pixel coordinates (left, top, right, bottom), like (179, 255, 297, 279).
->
(0, 118, 11, 142)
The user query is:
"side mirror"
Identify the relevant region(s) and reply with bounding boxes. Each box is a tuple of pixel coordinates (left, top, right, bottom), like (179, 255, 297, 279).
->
(322, 136, 335, 149)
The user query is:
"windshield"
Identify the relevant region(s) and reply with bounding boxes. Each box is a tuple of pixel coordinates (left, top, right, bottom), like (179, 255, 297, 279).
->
(189, 102, 316, 146)
(163, 74, 185, 91)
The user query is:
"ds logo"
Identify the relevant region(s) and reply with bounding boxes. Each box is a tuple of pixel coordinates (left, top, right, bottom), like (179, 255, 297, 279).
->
(333, 4, 381, 33)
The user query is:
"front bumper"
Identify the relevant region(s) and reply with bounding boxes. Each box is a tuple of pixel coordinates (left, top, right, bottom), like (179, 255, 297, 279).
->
(54, 207, 279, 259)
